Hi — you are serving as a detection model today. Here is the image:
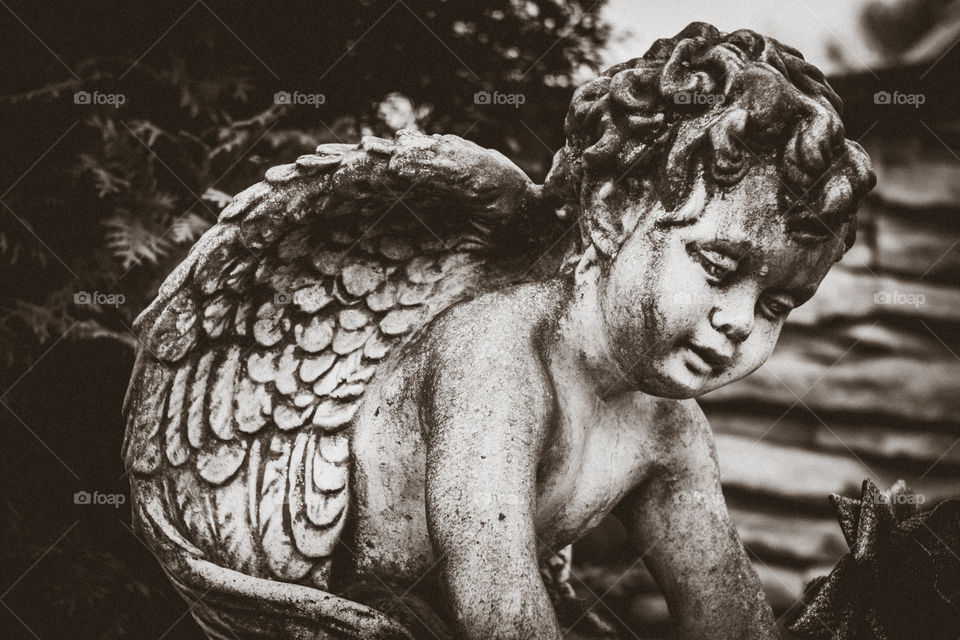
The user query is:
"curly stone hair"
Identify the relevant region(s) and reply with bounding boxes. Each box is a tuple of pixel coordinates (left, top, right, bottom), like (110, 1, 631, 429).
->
(545, 22, 876, 261)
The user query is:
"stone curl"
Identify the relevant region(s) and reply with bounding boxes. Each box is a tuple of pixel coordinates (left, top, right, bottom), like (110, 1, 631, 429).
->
(546, 21, 876, 259)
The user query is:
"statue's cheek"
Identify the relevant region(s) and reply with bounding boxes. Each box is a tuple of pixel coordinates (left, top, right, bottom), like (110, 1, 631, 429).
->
(734, 329, 780, 378)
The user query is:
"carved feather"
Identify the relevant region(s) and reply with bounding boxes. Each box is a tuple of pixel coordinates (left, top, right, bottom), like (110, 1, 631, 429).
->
(312, 399, 358, 430)
(379, 236, 415, 261)
(257, 434, 314, 580)
(187, 351, 215, 449)
(273, 401, 311, 431)
(296, 317, 334, 353)
(289, 432, 347, 556)
(151, 291, 198, 362)
(405, 256, 444, 283)
(208, 346, 240, 440)
(310, 248, 342, 276)
(379, 308, 420, 336)
(300, 352, 336, 383)
(246, 352, 277, 383)
(366, 280, 399, 312)
(252, 301, 286, 347)
(274, 345, 299, 396)
(127, 360, 172, 474)
(164, 361, 194, 467)
(293, 283, 332, 313)
(332, 325, 374, 355)
(196, 438, 245, 485)
(363, 331, 391, 360)
(233, 299, 253, 336)
(319, 432, 349, 464)
(397, 281, 434, 306)
(202, 294, 232, 338)
(341, 260, 386, 297)
(234, 377, 268, 434)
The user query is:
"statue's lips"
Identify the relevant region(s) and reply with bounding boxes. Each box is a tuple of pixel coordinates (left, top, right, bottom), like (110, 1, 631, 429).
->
(684, 341, 732, 375)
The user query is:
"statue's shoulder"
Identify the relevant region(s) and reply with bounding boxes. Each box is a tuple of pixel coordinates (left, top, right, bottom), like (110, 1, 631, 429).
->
(432, 277, 567, 345)
(413, 279, 567, 419)
(635, 395, 719, 473)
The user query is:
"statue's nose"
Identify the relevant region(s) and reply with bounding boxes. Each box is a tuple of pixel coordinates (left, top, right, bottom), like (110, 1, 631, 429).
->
(708, 299, 754, 344)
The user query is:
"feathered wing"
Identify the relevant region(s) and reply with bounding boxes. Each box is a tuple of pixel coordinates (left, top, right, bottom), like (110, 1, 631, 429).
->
(122, 129, 561, 636)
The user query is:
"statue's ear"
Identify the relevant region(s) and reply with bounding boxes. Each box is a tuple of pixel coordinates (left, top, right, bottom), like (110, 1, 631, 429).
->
(580, 180, 627, 259)
(580, 177, 659, 260)
(574, 244, 600, 283)
(544, 147, 579, 223)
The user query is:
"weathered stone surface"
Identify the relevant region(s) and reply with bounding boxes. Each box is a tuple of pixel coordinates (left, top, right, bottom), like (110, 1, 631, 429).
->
(753, 564, 813, 612)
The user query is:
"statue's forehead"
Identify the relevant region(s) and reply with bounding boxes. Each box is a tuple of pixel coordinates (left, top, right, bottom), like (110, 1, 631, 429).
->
(705, 167, 785, 233)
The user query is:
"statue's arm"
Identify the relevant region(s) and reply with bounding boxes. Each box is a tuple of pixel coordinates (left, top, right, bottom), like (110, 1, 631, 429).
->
(615, 401, 779, 640)
(423, 342, 561, 640)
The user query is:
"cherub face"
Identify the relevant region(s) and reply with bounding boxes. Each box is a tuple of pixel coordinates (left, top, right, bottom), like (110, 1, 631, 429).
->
(598, 169, 845, 398)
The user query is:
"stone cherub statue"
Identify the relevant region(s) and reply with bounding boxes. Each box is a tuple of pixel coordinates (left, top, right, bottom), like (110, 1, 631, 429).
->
(123, 22, 875, 639)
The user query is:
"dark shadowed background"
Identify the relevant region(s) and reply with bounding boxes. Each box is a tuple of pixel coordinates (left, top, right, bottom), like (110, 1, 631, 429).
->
(1, 1, 958, 638)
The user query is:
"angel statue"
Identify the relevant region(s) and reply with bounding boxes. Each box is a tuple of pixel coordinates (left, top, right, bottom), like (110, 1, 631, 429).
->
(123, 22, 875, 639)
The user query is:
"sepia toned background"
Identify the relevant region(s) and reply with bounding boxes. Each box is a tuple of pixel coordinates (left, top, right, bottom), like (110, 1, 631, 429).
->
(1, 1, 958, 638)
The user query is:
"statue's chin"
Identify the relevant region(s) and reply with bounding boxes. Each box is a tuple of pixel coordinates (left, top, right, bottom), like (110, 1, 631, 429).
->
(639, 381, 704, 400)
(633, 357, 720, 400)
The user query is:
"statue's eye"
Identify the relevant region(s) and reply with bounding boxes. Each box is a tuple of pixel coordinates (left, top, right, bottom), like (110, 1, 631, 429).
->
(694, 249, 737, 281)
(702, 260, 726, 278)
(758, 296, 793, 320)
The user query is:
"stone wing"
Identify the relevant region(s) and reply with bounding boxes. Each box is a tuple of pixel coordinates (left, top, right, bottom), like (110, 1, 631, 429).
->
(122, 129, 553, 583)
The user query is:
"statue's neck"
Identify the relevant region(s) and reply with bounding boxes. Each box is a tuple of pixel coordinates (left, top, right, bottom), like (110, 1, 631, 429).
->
(546, 267, 636, 400)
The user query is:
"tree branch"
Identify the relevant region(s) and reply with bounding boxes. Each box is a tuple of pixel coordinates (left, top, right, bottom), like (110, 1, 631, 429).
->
(70, 319, 138, 350)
